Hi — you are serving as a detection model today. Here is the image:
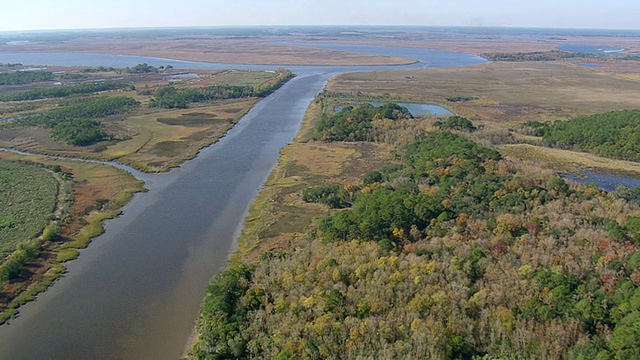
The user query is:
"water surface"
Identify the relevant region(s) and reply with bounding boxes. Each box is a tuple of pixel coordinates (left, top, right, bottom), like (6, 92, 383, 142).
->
(565, 170, 640, 192)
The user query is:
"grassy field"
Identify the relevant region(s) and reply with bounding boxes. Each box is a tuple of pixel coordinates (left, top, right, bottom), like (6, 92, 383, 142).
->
(0, 161, 58, 259)
(500, 144, 640, 176)
(0, 150, 145, 323)
(206, 70, 285, 87)
(327, 62, 640, 126)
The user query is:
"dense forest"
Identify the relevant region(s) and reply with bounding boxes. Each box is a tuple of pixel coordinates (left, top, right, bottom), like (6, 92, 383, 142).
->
(149, 69, 294, 109)
(192, 123, 640, 359)
(522, 110, 640, 162)
(313, 103, 412, 142)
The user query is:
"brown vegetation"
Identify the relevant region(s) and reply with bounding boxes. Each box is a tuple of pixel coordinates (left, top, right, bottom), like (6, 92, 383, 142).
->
(327, 62, 640, 126)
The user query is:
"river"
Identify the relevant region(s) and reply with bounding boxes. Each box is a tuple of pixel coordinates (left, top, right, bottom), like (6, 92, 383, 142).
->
(0, 45, 485, 359)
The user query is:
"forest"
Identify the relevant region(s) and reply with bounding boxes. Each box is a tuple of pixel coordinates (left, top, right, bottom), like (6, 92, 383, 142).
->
(0, 82, 129, 101)
(192, 107, 640, 358)
(522, 110, 640, 162)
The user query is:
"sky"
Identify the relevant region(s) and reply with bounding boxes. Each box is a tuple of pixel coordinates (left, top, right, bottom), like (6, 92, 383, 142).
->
(0, 0, 639, 32)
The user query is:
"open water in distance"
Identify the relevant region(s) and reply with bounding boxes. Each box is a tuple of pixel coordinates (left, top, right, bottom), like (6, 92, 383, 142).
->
(0, 45, 484, 359)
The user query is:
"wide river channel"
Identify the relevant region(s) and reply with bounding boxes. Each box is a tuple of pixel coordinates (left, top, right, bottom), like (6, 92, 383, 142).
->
(0, 45, 486, 359)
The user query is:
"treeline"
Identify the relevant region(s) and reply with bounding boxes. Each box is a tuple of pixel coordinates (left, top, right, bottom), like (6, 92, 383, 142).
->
(149, 69, 294, 109)
(124, 63, 158, 74)
(483, 50, 640, 62)
(192, 131, 640, 359)
(313, 103, 412, 142)
(1, 82, 129, 101)
(522, 110, 640, 162)
(0, 71, 54, 85)
(44, 96, 139, 122)
(482, 50, 600, 62)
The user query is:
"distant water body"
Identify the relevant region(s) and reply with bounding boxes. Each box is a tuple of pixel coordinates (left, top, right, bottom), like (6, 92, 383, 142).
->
(557, 43, 640, 56)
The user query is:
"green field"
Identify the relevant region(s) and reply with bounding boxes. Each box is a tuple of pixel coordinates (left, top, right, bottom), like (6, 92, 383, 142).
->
(0, 161, 58, 259)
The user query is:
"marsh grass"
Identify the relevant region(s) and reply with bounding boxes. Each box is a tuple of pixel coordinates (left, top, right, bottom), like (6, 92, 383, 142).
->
(0, 161, 58, 259)
(100, 100, 257, 172)
(500, 144, 640, 176)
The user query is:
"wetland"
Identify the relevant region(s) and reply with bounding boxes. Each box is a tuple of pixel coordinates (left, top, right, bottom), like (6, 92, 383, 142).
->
(0, 28, 639, 359)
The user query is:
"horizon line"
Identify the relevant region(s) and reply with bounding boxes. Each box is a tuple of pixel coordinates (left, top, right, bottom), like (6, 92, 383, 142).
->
(1, 24, 640, 35)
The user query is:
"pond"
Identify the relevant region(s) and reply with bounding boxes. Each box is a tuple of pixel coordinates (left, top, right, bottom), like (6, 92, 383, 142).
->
(564, 170, 640, 193)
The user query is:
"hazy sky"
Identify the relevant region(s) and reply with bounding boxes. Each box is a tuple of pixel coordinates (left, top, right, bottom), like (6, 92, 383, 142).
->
(1, 0, 638, 32)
